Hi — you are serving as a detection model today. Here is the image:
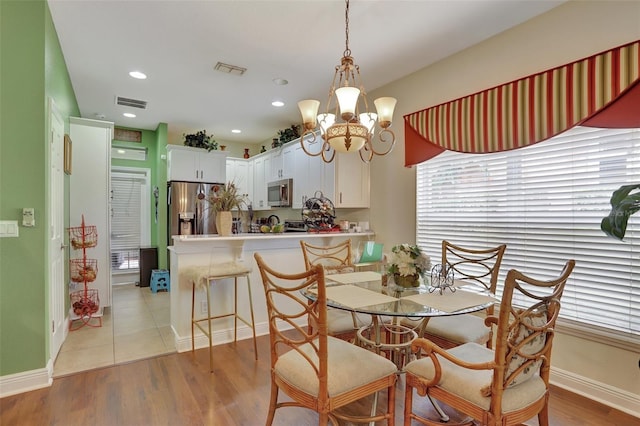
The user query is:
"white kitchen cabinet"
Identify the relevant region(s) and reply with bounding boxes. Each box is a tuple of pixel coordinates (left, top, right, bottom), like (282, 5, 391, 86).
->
(167, 145, 227, 183)
(333, 151, 370, 208)
(293, 140, 332, 209)
(252, 154, 271, 210)
(226, 157, 252, 200)
(269, 144, 295, 181)
(69, 117, 113, 308)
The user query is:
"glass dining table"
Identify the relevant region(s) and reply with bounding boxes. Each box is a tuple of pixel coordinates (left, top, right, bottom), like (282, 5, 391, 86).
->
(301, 270, 497, 422)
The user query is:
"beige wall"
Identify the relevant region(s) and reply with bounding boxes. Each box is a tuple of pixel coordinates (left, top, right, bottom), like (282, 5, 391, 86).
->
(368, 0, 640, 412)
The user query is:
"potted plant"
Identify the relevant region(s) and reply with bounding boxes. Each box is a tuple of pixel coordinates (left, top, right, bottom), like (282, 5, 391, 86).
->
(208, 181, 246, 236)
(183, 130, 218, 152)
(387, 244, 431, 288)
(601, 183, 640, 240)
(277, 125, 301, 145)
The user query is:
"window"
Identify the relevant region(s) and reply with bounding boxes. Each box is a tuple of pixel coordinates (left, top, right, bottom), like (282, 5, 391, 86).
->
(416, 126, 639, 344)
(110, 169, 150, 272)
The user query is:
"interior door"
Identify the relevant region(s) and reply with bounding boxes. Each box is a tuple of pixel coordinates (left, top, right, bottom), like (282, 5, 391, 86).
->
(48, 98, 65, 361)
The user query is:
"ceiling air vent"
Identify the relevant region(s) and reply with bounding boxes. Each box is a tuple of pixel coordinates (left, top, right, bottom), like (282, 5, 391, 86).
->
(116, 96, 147, 109)
(214, 62, 247, 76)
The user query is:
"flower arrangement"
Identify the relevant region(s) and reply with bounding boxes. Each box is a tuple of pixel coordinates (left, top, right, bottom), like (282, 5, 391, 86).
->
(387, 244, 431, 280)
(208, 181, 246, 212)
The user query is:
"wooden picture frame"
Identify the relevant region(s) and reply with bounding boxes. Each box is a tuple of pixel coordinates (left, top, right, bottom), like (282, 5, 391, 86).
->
(64, 134, 72, 175)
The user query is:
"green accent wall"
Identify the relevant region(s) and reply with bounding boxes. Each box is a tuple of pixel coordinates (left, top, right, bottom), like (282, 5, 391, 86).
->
(0, 1, 79, 376)
(111, 125, 169, 269)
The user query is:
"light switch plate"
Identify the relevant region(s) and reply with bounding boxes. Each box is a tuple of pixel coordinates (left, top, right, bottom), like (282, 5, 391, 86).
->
(0, 220, 19, 237)
(22, 208, 35, 227)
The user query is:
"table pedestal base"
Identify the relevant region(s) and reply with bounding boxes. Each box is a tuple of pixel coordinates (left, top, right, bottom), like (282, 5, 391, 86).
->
(356, 321, 418, 371)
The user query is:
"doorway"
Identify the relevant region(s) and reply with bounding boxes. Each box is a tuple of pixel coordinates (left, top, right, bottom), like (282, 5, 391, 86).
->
(53, 166, 174, 376)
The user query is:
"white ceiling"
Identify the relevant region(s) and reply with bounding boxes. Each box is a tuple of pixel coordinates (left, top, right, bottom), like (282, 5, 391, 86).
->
(47, 0, 566, 145)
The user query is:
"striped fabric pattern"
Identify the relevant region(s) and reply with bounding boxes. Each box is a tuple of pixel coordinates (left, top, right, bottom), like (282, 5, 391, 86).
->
(404, 40, 640, 157)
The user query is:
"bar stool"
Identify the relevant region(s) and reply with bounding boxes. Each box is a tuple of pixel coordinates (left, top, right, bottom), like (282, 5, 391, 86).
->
(186, 262, 258, 372)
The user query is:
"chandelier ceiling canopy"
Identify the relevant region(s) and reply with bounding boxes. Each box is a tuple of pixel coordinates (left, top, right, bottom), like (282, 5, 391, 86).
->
(298, 0, 397, 164)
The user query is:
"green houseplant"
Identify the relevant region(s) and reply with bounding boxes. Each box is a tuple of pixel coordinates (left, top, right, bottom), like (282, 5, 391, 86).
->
(183, 130, 218, 152)
(600, 183, 640, 240)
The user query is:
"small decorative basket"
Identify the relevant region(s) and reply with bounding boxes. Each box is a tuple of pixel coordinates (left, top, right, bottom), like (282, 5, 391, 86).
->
(302, 191, 337, 231)
(429, 263, 456, 295)
(70, 259, 98, 283)
(68, 224, 98, 249)
(70, 289, 100, 317)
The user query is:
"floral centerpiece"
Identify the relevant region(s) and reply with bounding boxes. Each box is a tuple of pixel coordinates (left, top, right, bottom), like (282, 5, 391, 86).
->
(387, 244, 431, 288)
(208, 181, 246, 236)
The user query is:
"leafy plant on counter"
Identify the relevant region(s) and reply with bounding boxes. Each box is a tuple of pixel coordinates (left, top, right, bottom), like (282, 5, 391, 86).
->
(601, 183, 640, 240)
(208, 181, 246, 212)
(183, 130, 218, 152)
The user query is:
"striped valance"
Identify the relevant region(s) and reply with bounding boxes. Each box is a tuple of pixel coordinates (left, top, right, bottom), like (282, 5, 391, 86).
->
(404, 40, 640, 167)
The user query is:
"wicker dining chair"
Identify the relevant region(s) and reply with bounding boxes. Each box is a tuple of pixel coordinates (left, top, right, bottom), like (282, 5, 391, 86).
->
(403, 259, 575, 426)
(300, 239, 369, 340)
(404, 241, 506, 349)
(254, 253, 398, 426)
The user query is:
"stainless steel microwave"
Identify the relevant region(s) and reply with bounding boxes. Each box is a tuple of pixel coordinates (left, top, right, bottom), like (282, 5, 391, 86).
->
(267, 178, 293, 207)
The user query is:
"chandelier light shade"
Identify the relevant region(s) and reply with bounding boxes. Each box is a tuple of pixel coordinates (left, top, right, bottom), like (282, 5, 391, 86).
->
(298, 0, 397, 163)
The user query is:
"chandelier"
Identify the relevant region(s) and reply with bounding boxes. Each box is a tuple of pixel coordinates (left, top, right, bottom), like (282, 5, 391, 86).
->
(298, 0, 397, 164)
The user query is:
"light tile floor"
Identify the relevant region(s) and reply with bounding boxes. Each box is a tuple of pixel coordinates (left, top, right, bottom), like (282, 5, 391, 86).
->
(53, 283, 175, 377)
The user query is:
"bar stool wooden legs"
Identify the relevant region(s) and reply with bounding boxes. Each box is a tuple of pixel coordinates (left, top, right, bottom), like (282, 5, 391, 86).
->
(190, 263, 258, 372)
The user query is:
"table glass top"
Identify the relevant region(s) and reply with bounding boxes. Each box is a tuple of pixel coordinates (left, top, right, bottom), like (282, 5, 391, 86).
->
(301, 271, 496, 318)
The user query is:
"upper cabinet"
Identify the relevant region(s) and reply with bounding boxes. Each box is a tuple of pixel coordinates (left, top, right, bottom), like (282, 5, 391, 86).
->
(226, 157, 252, 201)
(268, 145, 295, 181)
(292, 136, 334, 209)
(225, 136, 370, 211)
(252, 154, 271, 210)
(332, 151, 370, 208)
(167, 145, 227, 183)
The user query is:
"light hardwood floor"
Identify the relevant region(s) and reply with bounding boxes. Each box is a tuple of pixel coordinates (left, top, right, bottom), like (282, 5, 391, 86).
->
(4, 333, 638, 426)
(53, 283, 175, 377)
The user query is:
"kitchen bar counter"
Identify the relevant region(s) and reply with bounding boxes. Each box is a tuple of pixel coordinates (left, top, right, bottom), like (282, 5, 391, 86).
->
(167, 231, 375, 352)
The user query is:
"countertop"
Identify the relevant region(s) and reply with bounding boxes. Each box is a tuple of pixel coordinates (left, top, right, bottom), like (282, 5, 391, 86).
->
(171, 231, 374, 243)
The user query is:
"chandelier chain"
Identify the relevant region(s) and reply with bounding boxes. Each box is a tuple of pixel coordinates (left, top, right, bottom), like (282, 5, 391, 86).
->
(344, 0, 351, 57)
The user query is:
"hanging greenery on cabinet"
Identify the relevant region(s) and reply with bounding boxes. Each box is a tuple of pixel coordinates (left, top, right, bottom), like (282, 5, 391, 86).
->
(183, 130, 218, 152)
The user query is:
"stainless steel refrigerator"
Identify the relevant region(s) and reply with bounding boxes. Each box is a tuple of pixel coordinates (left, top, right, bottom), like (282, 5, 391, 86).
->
(167, 181, 224, 240)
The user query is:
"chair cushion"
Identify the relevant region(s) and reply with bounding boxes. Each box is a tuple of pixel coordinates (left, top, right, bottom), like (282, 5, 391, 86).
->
(404, 342, 546, 413)
(327, 309, 371, 335)
(274, 336, 397, 397)
(181, 263, 251, 288)
(402, 314, 491, 345)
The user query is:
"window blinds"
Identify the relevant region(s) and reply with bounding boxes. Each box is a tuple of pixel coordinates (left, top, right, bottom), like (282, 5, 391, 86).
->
(416, 126, 639, 337)
(110, 172, 144, 270)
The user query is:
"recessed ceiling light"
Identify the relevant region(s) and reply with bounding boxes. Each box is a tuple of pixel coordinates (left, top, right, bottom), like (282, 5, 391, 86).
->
(271, 100, 285, 107)
(123, 112, 136, 118)
(231, 129, 242, 134)
(273, 78, 288, 86)
(129, 71, 147, 79)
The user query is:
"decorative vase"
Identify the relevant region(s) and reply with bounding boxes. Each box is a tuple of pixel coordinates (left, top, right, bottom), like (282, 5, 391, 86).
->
(243, 148, 250, 159)
(216, 211, 233, 236)
(260, 145, 266, 153)
(393, 273, 420, 288)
